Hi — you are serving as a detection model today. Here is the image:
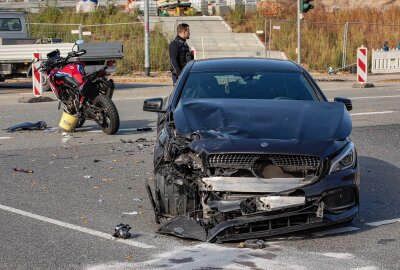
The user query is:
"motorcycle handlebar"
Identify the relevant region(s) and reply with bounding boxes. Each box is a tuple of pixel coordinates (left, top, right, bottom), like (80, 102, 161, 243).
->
(36, 49, 87, 73)
(67, 49, 86, 58)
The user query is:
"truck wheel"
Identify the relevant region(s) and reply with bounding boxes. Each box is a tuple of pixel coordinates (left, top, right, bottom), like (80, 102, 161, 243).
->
(93, 95, 120, 135)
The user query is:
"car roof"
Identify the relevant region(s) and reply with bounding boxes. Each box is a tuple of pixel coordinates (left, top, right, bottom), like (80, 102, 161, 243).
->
(190, 58, 302, 73)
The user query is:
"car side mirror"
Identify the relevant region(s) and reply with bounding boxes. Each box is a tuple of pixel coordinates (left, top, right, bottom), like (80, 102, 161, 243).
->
(143, 98, 165, 113)
(334, 97, 352, 111)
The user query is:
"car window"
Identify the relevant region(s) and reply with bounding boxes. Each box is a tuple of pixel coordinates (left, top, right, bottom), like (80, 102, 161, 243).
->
(180, 71, 318, 101)
(0, 18, 22, 31)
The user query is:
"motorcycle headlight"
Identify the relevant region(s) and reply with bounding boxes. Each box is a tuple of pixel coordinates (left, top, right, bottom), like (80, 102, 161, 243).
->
(329, 142, 356, 174)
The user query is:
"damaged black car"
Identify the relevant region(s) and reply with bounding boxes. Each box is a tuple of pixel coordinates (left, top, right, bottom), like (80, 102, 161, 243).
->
(143, 58, 360, 243)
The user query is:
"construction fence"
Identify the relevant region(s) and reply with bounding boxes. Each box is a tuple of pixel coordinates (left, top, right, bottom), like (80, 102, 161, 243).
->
(27, 19, 400, 73)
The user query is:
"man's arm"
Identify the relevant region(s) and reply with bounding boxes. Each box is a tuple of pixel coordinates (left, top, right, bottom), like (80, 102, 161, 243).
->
(169, 41, 182, 75)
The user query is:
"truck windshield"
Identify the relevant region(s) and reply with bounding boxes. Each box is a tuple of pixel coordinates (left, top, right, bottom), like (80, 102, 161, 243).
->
(0, 18, 22, 31)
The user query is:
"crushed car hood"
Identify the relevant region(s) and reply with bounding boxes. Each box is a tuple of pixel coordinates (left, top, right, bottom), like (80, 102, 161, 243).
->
(174, 98, 352, 142)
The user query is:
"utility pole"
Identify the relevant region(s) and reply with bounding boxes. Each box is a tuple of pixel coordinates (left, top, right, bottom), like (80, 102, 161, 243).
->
(297, 0, 302, 65)
(298, 0, 313, 65)
(144, 0, 150, 76)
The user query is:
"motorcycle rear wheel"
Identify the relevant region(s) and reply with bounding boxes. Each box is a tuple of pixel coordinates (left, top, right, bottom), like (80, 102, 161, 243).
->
(93, 95, 120, 135)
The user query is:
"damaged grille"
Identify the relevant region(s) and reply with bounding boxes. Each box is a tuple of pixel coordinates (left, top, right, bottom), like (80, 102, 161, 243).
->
(208, 154, 259, 167)
(208, 154, 321, 169)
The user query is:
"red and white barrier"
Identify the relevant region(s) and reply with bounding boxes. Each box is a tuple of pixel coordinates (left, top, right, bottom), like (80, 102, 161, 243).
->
(32, 52, 43, 97)
(357, 46, 368, 84)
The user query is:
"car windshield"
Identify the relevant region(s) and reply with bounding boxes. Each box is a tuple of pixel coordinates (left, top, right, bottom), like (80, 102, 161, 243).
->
(180, 71, 318, 101)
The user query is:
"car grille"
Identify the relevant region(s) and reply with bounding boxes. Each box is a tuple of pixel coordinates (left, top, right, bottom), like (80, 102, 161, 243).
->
(208, 154, 321, 169)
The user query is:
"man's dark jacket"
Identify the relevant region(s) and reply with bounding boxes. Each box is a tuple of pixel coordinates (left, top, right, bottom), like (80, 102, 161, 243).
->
(169, 36, 194, 77)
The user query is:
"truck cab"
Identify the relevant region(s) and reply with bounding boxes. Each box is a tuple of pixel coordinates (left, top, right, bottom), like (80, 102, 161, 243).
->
(0, 11, 28, 40)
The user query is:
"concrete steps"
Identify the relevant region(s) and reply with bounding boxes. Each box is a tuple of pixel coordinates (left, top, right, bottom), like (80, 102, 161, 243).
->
(152, 16, 287, 60)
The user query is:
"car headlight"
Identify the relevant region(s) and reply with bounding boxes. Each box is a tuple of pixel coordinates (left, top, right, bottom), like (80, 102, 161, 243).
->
(329, 142, 356, 174)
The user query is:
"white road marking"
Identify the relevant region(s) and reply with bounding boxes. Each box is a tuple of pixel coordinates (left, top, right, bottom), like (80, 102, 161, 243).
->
(312, 226, 360, 237)
(350, 95, 400, 100)
(320, 253, 355, 259)
(350, 111, 397, 116)
(113, 95, 167, 101)
(0, 204, 154, 249)
(0, 137, 13, 140)
(351, 267, 379, 270)
(366, 218, 400, 227)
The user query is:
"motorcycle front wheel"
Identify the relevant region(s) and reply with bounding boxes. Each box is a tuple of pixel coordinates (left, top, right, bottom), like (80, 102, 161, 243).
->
(93, 95, 120, 135)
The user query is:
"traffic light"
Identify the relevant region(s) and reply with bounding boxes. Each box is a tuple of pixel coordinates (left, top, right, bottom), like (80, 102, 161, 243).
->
(301, 0, 314, 13)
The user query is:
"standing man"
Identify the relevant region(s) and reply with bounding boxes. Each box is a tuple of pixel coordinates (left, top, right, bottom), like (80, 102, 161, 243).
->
(169, 23, 194, 85)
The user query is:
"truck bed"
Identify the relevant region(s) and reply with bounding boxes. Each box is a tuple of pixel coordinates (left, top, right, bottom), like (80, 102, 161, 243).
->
(0, 42, 123, 63)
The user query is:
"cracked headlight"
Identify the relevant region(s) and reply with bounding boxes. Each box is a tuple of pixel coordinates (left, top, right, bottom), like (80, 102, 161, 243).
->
(329, 142, 356, 174)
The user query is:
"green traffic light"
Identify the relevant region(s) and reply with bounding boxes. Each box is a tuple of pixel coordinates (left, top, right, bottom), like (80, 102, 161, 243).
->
(301, 0, 314, 13)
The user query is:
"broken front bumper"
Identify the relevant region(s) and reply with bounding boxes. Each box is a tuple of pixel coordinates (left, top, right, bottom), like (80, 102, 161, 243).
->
(157, 167, 360, 243)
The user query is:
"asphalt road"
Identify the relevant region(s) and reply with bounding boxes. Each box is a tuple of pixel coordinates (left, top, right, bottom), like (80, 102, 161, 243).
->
(0, 75, 399, 270)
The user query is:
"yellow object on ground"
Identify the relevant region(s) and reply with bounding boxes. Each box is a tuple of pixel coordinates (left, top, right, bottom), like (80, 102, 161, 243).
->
(59, 111, 79, 132)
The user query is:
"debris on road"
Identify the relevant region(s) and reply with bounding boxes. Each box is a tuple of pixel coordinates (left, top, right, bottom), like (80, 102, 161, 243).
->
(6, 121, 47, 132)
(84, 175, 93, 179)
(113, 224, 132, 239)
(122, 211, 139, 216)
(137, 127, 152, 131)
(13, 168, 34, 173)
(136, 138, 147, 142)
(241, 239, 266, 249)
(120, 139, 134, 144)
(43, 127, 62, 133)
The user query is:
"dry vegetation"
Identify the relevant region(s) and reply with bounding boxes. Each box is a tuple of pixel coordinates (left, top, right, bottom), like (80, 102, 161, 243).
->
(226, 4, 400, 71)
(29, 3, 400, 73)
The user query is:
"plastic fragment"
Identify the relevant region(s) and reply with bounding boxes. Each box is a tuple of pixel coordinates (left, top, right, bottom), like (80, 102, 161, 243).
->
(13, 168, 34, 173)
(113, 224, 132, 239)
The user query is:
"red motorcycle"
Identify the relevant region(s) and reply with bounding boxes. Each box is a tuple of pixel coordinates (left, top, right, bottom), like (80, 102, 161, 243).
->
(37, 41, 120, 135)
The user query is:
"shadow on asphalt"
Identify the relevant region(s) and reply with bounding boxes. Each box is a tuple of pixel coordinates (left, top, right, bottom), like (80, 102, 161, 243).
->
(115, 83, 170, 90)
(358, 156, 400, 222)
(79, 119, 155, 135)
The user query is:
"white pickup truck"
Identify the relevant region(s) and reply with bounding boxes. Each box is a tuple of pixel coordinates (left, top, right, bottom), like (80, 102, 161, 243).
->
(0, 11, 123, 89)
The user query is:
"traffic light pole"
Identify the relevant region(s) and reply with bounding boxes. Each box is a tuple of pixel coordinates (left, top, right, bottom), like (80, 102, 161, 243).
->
(297, 0, 301, 65)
